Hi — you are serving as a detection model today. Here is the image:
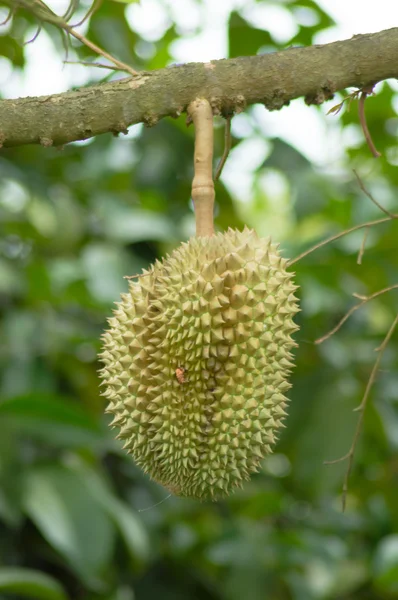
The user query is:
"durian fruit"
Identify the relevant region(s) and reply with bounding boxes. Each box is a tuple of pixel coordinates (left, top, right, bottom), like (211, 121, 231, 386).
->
(99, 227, 299, 501)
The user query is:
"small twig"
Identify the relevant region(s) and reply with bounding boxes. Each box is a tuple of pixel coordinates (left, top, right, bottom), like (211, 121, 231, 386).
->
(63, 22, 138, 76)
(24, 23, 42, 44)
(0, 5, 14, 25)
(60, 28, 71, 64)
(300, 172, 398, 511)
(69, 0, 102, 28)
(355, 314, 398, 411)
(353, 169, 397, 219)
(63, 0, 78, 21)
(64, 59, 118, 70)
(214, 116, 232, 181)
(4, 0, 138, 76)
(324, 313, 398, 511)
(358, 87, 381, 158)
(288, 215, 397, 266)
(357, 226, 369, 264)
(328, 88, 381, 157)
(188, 98, 215, 237)
(327, 90, 360, 116)
(324, 451, 351, 466)
(315, 283, 398, 345)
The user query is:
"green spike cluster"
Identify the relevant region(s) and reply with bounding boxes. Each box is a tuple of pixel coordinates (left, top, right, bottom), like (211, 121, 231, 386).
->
(99, 228, 299, 500)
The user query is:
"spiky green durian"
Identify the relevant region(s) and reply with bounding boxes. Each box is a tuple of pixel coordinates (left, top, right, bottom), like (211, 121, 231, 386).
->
(99, 228, 299, 500)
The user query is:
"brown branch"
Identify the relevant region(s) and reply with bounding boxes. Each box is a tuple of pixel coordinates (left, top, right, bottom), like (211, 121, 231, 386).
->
(324, 313, 398, 511)
(188, 99, 215, 237)
(63, 22, 138, 77)
(288, 216, 397, 266)
(358, 87, 381, 158)
(214, 116, 232, 181)
(2, 27, 398, 147)
(315, 284, 398, 345)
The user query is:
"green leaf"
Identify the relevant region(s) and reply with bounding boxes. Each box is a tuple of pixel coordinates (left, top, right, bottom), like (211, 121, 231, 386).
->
(81, 243, 137, 303)
(0, 36, 25, 68)
(0, 394, 104, 449)
(23, 465, 115, 590)
(0, 427, 24, 527)
(67, 461, 150, 567)
(94, 197, 177, 244)
(291, 0, 335, 30)
(0, 568, 68, 600)
(106, 498, 150, 567)
(373, 535, 398, 594)
(0, 258, 24, 296)
(228, 12, 276, 58)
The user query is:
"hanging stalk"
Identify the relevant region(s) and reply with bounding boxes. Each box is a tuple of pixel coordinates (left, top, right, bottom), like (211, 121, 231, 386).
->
(188, 99, 215, 237)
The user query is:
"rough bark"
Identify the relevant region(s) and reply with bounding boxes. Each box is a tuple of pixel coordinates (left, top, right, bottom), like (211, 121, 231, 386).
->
(1, 27, 398, 148)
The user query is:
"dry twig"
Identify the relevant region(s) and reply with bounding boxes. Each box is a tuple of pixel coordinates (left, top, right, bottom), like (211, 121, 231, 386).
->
(0, 4, 14, 24)
(64, 21, 137, 76)
(70, 0, 102, 27)
(328, 87, 380, 157)
(292, 173, 398, 510)
(353, 169, 397, 219)
(358, 86, 381, 158)
(323, 313, 398, 511)
(24, 22, 42, 44)
(357, 225, 369, 264)
(214, 116, 232, 181)
(62, 0, 78, 21)
(2, 0, 138, 76)
(288, 215, 397, 266)
(315, 284, 398, 345)
(289, 171, 397, 267)
(63, 59, 118, 71)
(352, 169, 397, 264)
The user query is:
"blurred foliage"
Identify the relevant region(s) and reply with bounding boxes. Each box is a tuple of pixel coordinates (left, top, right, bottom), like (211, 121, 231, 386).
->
(0, 1, 398, 599)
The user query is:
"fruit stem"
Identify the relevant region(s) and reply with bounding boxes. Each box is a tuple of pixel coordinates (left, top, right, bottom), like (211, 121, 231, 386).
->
(188, 98, 215, 237)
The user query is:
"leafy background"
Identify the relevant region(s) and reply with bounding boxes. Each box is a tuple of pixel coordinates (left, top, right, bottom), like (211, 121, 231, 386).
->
(1, 1, 398, 599)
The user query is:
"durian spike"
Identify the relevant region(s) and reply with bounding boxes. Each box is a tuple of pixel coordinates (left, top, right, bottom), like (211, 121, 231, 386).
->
(188, 98, 215, 237)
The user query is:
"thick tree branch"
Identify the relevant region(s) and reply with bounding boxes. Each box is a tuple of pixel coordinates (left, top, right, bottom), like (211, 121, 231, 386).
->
(1, 27, 398, 148)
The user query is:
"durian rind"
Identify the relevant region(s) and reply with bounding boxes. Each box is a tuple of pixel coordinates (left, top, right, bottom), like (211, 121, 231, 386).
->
(99, 227, 299, 500)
